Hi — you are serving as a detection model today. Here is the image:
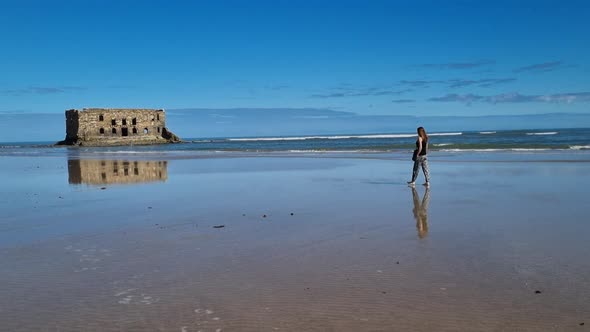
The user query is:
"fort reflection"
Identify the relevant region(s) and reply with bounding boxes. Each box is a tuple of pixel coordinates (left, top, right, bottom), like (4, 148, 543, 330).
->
(68, 159, 168, 185)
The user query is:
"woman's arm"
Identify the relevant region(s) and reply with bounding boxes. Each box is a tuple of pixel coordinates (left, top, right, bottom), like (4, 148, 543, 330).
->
(416, 137, 423, 156)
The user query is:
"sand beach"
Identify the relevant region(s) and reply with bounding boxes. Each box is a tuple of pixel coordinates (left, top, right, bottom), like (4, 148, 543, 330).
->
(1, 152, 589, 331)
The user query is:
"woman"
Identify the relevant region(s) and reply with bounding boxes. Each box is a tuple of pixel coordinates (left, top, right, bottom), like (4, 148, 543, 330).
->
(408, 126, 430, 186)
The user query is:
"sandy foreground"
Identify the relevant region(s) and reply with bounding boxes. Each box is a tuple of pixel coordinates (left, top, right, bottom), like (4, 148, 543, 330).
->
(0, 153, 589, 331)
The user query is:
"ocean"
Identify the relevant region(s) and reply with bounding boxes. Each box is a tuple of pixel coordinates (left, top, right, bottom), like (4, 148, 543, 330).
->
(1, 128, 589, 158)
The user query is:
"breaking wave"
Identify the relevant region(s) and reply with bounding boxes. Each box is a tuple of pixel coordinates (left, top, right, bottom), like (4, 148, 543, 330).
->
(226, 132, 462, 142)
(440, 148, 553, 152)
(526, 132, 558, 136)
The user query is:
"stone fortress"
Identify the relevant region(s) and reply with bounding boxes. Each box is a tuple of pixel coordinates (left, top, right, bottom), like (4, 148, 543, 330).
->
(57, 108, 181, 146)
(68, 159, 168, 185)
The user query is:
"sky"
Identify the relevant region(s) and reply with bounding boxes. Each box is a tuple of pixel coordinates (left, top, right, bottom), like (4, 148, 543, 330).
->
(1, 0, 589, 140)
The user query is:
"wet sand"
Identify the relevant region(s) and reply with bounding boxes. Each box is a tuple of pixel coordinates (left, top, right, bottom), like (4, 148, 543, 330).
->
(1, 153, 589, 331)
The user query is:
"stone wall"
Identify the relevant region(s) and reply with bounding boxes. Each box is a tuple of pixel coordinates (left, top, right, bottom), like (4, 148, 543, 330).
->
(68, 159, 168, 185)
(59, 108, 180, 146)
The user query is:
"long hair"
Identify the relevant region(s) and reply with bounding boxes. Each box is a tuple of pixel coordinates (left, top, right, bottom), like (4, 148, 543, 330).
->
(417, 127, 428, 142)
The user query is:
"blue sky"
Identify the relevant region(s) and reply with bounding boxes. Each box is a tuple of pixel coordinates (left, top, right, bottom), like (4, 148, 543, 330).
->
(1, 0, 589, 121)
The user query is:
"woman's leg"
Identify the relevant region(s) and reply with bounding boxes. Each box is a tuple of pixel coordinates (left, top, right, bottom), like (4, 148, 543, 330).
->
(421, 157, 430, 183)
(410, 159, 420, 183)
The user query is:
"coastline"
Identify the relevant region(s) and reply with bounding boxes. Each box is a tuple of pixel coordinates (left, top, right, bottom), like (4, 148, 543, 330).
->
(1, 153, 589, 331)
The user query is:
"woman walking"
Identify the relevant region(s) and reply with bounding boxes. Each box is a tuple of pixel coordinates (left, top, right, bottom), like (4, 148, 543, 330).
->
(408, 126, 430, 186)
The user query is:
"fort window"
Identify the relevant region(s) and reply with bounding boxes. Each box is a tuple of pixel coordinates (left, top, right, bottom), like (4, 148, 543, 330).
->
(132, 127, 137, 134)
(124, 168, 129, 176)
(122, 128, 129, 136)
(144, 128, 149, 134)
(157, 114, 160, 121)
(122, 118, 127, 125)
(101, 161, 106, 166)
(99, 128, 105, 135)
(101, 172, 106, 180)
(99, 114, 104, 121)
(132, 118, 137, 125)
(134, 168, 139, 175)
(111, 119, 116, 126)
(112, 128, 117, 134)
(157, 127, 160, 133)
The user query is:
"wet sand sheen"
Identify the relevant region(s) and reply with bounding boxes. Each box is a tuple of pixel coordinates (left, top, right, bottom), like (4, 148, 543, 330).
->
(0, 154, 589, 331)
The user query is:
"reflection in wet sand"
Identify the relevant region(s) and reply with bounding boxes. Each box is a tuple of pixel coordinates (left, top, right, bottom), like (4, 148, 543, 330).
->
(68, 159, 168, 185)
(411, 186, 430, 239)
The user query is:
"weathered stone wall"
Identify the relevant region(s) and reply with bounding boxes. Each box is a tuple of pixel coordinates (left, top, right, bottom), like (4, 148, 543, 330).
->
(68, 159, 168, 185)
(64, 109, 80, 141)
(59, 108, 179, 146)
(78, 108, 166, 140)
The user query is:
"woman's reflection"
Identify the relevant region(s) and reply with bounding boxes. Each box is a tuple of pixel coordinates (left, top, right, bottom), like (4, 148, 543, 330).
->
(411, 186, 430, 239)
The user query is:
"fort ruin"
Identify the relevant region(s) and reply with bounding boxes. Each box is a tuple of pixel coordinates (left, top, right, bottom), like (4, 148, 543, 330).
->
(57, 108, 181, 146)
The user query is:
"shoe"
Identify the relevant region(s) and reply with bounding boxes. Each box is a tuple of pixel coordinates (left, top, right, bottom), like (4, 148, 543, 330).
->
(407, 181, 415, 186)
(423, 182, 430, 186)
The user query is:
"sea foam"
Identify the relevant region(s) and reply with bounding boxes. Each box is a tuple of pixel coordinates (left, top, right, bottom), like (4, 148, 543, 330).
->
(526, 132, 558, 135)
(227, 132, 462, 142)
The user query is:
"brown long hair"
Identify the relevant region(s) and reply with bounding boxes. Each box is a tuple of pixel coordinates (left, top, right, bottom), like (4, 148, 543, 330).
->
(417, 127, 428, 142)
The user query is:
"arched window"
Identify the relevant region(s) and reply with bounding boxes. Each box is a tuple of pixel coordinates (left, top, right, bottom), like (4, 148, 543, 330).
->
(122, 118, 127, 125)
(143, 128, 149, 134)
(99, 128, 104, 134)
(157, 114, 160, 121)
(112, 128, 117, 134)
(132, 127, 137, 134)
(99, 115, 104, 121)
(157, 127, 160, 133)
(111, 119, 116, 125)
(132, 118, 137, 125)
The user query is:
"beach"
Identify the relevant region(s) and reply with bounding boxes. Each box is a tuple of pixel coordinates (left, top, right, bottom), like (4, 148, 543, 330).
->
(1, 152, 589, 331)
